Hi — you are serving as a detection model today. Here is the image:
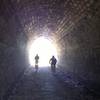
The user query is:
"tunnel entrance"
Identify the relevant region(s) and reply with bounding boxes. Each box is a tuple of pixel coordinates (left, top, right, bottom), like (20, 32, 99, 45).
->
(28, 37, 58, 67)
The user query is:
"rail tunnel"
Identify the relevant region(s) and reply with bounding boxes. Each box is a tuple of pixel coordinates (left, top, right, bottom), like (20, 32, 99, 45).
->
(0, 0, 100, 99)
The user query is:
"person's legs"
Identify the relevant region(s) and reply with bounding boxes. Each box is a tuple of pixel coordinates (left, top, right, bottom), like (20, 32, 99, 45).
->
(51, 63, 56, 72)
(53, 64, 56, 72)
(35, 61, 38, 71)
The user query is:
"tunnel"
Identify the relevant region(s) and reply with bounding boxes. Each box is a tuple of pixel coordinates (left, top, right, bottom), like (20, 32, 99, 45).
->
(0, 0, 100, 99)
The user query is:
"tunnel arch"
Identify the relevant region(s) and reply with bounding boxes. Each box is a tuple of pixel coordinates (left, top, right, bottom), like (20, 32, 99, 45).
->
(0, 0, 100, 99)
(27, 36, 59, 67)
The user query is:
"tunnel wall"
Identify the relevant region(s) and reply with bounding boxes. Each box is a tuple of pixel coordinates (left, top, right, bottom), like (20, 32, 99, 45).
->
(0, 1, 28, 99)
(0, 43, 27, 99)
(58, 2, 100, 84)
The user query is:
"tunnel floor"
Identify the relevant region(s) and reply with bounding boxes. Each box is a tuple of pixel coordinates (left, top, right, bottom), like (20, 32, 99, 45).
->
(7, 67, 98, 100)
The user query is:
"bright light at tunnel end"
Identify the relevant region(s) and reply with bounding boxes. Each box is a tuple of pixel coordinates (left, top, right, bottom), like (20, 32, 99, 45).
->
(28, 37, 58, 67)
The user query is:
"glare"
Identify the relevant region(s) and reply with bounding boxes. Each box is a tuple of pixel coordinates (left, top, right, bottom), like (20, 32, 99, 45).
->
(28, 37, 58, 67)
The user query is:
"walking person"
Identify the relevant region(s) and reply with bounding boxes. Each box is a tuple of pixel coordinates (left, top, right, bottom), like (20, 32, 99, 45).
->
(49, 56, 57, 72)
(35, 54, 39, 71)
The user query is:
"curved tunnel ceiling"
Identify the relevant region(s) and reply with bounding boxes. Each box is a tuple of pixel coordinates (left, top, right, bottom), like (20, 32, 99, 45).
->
(3, 0, 95, 42)
(1, 0, 99, 67)
(0, 0, 99, 62)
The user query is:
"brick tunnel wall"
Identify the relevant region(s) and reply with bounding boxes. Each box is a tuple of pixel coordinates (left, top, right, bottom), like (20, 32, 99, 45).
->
(0, 43, 27, 99)
(0, 1, 28, 99)
(58, 1, 100, 84)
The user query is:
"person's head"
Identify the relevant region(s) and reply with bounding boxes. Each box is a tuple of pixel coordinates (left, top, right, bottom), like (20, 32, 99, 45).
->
(52, 56, 55, 58)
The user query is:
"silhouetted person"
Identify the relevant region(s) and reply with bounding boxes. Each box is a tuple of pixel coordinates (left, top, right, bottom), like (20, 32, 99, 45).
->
(35, 54, 39, 71)
(49, 56, 57, 72)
